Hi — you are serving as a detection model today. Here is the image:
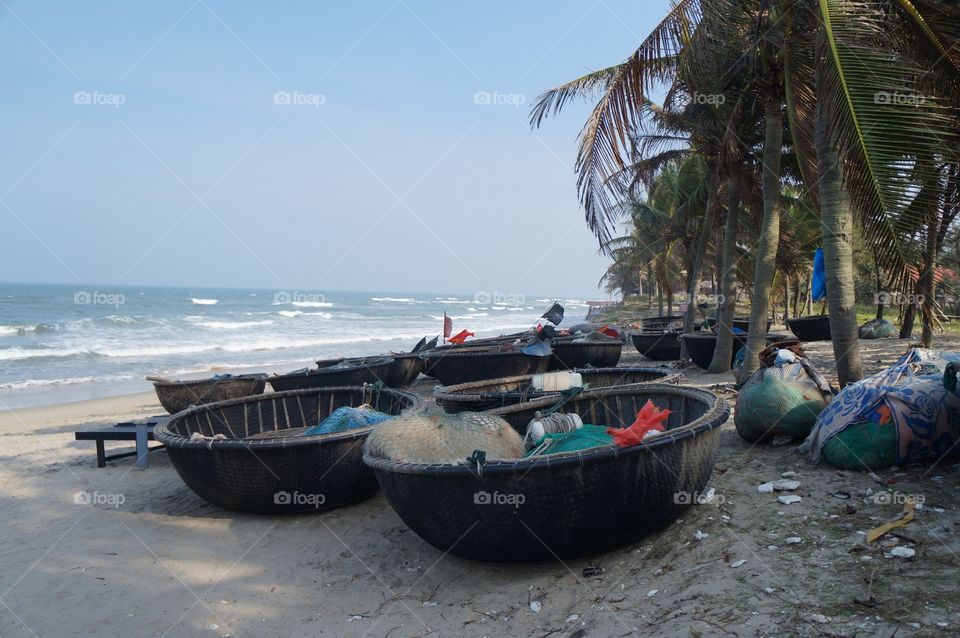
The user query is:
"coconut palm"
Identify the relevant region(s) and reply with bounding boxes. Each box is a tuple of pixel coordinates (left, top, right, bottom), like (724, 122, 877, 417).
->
(531, 0, 960, 386)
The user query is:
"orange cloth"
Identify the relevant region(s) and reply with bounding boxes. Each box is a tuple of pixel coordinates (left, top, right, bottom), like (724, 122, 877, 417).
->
(608, 400, 671, 447)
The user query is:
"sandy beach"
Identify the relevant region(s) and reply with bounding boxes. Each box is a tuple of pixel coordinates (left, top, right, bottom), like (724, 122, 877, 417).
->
(1, 332, 957, 638)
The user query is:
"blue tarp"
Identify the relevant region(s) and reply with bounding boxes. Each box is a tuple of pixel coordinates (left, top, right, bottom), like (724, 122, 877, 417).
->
(812, 248, 826, 301)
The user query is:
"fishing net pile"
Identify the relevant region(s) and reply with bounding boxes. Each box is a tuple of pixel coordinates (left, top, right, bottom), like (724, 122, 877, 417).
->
(801, 348, 960, 470)
(364, 411, 525, 464)
(858, 318, 897, 339)
(302, 405, 393, 436)
(735, 342, 833, 442)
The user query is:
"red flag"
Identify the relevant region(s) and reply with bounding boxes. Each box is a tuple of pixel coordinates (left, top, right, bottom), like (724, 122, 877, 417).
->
(443, 312, 452, 340)
(448, 330, 474, 344)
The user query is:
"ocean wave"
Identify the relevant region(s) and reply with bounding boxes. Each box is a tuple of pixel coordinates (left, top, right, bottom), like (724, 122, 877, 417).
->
(428, 313, 489, 320)
(291, 301, 333, 308)
(370, 296, 414, 303)
(0, 347, 90, 362)
(194, 320, 274, 330)
(191, 298, 219, 305)
(0, 376, 99, 392)
(277, 310, 333, 319)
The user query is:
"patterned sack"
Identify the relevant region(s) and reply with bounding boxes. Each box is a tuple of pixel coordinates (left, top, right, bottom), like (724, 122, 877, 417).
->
(858, 318, 897, 339)
(735, 355, 833, 442)
(802, 348, 960, 470)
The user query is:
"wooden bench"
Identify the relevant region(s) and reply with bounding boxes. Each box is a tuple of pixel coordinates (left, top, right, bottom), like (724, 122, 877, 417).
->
(74, 419, 164, 468)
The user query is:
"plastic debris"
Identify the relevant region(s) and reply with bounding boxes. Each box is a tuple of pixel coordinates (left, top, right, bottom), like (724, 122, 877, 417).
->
(778, 495, 802, 505)
(786, 536, 802, 544)
(730, 559, 747, 568)
(566, 614, 579, 623)
(866, 498, 916, 543)
(529, 601, 542, 614)
(694, 530, 709, 541)
(646, 589, 658, 598)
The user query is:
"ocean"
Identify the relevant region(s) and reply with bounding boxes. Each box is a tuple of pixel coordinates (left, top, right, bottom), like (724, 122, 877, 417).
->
(0, 283, 591, 409)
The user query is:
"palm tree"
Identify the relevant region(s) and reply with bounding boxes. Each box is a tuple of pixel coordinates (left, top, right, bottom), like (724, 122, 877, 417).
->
(531, 0, 960, 386)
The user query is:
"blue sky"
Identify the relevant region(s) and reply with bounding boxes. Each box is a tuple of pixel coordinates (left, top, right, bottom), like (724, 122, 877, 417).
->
(0, 1, 669, 298)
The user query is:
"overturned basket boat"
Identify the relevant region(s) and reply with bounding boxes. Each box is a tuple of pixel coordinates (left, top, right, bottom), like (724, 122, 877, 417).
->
(269, 356, 394, 392)
(420, 345, 551, 386)
(548, 335, 624, 370)
(631, 331, 682, 361)
(434, 367, 682, 420)
(365, 385, 729, 562)
(787, 315, 832, 341)
(151, 373, 268, 414)
(383, 353, 425, 387)
(681, 332, 788, 370)
(155, 385, 423, 513)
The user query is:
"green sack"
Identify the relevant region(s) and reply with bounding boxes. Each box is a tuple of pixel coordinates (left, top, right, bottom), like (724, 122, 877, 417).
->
(526, 424, 613, 456)
(820, 420, 897, 470)
(735, 360, 831, 442)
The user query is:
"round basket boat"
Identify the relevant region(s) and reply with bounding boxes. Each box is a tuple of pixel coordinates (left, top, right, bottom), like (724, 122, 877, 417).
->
(681, 332, 789, 370)
(364, 385, 729, 562)
(548, 337, 624, 370)
(269, 357, 394, 392)
(152, 373, 268, 414)
(631, 331, 682, 361)
(420, 346, 551, 386)
(383, 353, 425, 388)
(640, 315, 686, 331)
(434, 367, 682, 422)
(155, 385, 423, 513)
(787, 315, 832, 341)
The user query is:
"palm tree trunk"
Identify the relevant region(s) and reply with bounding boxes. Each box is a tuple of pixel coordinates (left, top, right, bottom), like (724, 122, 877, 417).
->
(708, 178, 742, 373)
(815, 70, 863, 386)
(921, 220, 938, 347)
(741, 99, 783, 379)
(681, 167, 720, 358)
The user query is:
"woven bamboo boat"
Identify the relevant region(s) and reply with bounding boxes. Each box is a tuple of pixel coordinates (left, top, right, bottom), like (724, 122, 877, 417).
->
(269, 357, 394, 391)
(365, 384, 729, 562)
(434, 367, 682, 419)
(548, 336, 624, 370)
(383, 353, 425, 387)
(631, 331, 682, 361)
(151, 373, 268, 414)
(787, 315, 832, 341)
(640, 315, 686, 331)
(419, 345, 551, 386)
(681, 332, 788, 370)
(733, 317, 773, 332)
(155, 385, 422, 513)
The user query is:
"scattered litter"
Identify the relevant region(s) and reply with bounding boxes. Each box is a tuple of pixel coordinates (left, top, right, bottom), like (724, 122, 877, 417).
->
(786, 537, 803, 545)
(697, 487, 718, 504)
(348, 616, 362, 622)
(888, 547, 915, 559)
(758, 482, 775, 494)
(422, 601, 437, 607)
(582, 566, 603, 577)
(730, 559, 747, 568)
(763, 587, 775, 594)
(770, 434, 793, 446)
(778, 495, 802, 505)
(694, 530, 709, 541)
(767, 545, 777, 550)
(860, 555, 873, 561)
(566, 614, 579, 623)
(759, 480, 801, 493)
(646, 589, 658, 598)
(866, 499, 916, 543)
(530, 601, 542, 614)
(810, 614, 830, 624)
(781, 471, 797, 478)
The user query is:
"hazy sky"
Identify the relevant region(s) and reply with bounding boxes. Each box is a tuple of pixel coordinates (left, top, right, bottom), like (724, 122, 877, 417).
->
(0, 1, 668, 298)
